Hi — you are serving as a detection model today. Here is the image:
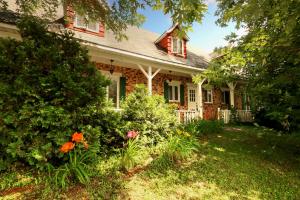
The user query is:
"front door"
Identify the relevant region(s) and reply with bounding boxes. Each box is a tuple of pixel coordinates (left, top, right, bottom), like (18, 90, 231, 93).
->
(188, 85, 198, 111)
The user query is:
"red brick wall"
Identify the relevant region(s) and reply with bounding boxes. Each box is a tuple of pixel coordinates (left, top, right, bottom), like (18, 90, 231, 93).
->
(95, 62, 243, 119)
(95, 63, 192, 110)
(65, 6, 105, 37)
(202, 87, 243, 120)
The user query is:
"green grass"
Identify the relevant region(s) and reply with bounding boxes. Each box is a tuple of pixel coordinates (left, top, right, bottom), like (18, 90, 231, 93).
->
(124, 125, 300, 200)
(1, 125, 300, 199)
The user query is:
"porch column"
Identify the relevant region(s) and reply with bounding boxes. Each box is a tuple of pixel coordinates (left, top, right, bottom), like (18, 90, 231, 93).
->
(197, 78, 206, 119)
(227, 82, 237, 108)
(138, 64, 161, 95)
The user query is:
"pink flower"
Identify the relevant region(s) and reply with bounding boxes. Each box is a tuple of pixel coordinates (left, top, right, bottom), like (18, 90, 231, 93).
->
(127, 130, 138, 139)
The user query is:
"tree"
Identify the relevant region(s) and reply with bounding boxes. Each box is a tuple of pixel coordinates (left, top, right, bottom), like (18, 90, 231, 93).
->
(0, 0, 207, 40)
(0, 16, 111, 170)
(201, 0, 300, 131)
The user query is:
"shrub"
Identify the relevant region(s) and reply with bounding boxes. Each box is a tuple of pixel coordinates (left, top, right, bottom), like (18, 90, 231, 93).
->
(153, 134, 199, 169)
(0, 17, 109, 171)
(121, 84, 178, 144)
(184, 120, 224, 136)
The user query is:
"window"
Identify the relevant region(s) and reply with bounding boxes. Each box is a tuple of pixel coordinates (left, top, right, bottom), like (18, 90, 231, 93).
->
(101, 72, 120, 108)
(75, 14, 99, 32)
(168, 82, 180, 102)
(189, 89, 196, 102)
(172, 37, 183, 55)
(108, 78, 118, 108)
(203, 89, 213, 103)
(222, 91, 230, 105)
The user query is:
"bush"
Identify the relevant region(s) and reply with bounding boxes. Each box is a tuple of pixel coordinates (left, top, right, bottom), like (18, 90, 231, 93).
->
(121, 85, 178, 144)
(184, 120, 224, 136)
(0, 17, 110, 171)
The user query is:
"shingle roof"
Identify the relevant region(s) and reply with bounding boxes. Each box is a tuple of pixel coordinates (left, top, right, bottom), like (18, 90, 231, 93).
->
(74, 26, 209, 69)
(0, 10, 209, 69)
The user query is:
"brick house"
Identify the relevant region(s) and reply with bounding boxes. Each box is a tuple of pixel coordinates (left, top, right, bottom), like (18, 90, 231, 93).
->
(0, 4, 251, 122)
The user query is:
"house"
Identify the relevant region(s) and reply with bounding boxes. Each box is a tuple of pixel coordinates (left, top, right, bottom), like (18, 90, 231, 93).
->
(0, 3, 251, 122)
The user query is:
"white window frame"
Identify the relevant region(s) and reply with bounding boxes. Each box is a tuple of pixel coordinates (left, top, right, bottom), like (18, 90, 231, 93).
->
(74, 14, 100, 33)
(204, 89, 213, 103)
(171, 37, 184, 55)
(222, 89, 230, 105)
(101, 71, 121, 109)
(168, 81, 180, 102)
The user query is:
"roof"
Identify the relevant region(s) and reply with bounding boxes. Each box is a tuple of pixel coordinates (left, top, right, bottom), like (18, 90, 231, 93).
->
(0, 10, 209, 69)
(74, 26, 209, 69)
(154, 23, 189, 44)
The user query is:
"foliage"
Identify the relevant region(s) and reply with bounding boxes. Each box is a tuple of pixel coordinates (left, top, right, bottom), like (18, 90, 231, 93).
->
(183, 120, 224, 136)
(121, 84, 178, 144)
(54, 132, 96, 188)
(1, 126, 300, 199)
(1, 0, 207, 40)
(120, 139, 140, 171)
(0, 17, 109, 171)
(198, 0, 300, 131)
(153, 134, 199, 169)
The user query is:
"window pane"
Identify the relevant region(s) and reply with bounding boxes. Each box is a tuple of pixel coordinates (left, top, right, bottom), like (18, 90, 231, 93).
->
(108, 79, 118, 107)
(189, 89, 195, 102)
(178, 40, 182, 54)
(174, 86, 178, 100)
(87, 21, 98, 31)
(202, 89, 207, 102)
(76, 15, 86, 27)
(172, 38, 178, 53)
(207, 90, 212, 102)
(169, 86, 173, 100)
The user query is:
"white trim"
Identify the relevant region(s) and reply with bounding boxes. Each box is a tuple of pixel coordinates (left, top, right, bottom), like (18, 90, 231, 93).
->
(86, 43, 206, 74)
(204, 89, 213, 104)
(74, 14, 100, 33)
(168, 81, 180, 102)
(171, 36, 184, 55)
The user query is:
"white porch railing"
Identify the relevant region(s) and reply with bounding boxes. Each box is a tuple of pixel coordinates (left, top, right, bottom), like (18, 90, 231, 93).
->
(218, 109, 253, 124)
(175, 110, 201, 124)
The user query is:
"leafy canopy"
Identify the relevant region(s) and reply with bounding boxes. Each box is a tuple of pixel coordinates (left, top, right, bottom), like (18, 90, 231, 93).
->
(0, 16, 110, 170)
(199, 0, 300, 131)
(0, 0, 207, 40)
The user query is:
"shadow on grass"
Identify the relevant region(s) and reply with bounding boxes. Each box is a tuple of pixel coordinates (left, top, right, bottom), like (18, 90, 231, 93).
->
(136, 126, 300, 199)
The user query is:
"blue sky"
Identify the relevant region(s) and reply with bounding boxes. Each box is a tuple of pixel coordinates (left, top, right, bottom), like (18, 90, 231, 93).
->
(139, 1, 240, 54)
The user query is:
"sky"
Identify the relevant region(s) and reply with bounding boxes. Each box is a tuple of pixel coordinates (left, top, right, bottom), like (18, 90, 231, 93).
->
(139, 1, 241, 54)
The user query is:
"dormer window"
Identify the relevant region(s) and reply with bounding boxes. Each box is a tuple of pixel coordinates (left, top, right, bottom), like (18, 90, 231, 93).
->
(172, 37, 183, 55)
(75, 14, 99, 33)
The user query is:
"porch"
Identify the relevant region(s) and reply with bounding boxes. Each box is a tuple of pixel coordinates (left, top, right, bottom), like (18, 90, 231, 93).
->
(175, 109, 253, 124)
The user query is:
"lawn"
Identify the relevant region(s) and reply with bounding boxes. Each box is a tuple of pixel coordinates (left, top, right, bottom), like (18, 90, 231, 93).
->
(1, 125, 300, 199)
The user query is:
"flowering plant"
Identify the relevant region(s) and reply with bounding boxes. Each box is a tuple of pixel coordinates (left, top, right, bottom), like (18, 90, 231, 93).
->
(55, 131, 92, 188)
(127, 130, 139, 139)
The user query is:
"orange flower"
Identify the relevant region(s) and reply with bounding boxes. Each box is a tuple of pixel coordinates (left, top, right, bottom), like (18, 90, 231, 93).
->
(60, 142, 75, 153)
(83, 141, 89, 150)
(72, 132, 83, 143)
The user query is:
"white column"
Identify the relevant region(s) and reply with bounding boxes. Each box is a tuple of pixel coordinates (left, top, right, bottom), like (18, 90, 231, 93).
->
(138, 64, 161, 95)
(227, 82, 237, 108)
(197, 78, 206, 119)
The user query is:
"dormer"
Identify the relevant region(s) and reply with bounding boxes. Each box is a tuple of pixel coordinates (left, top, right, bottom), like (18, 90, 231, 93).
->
(64, 6, 104, 37)
(155, 24, 188, 59)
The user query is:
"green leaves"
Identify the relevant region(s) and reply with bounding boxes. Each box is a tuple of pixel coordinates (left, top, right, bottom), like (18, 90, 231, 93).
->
(1, 0, 207, 40)
(211, 0, 300, 131)
(0, 17, 109, 171)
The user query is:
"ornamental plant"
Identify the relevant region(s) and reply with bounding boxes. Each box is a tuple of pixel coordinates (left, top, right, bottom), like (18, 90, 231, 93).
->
(121, 85, 178, 144)
(0, 16, 108, 171)
(55, 132, 94, 188)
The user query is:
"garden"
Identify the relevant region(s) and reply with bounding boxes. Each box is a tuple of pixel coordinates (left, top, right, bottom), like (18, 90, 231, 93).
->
(0, 17, 300, 200)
